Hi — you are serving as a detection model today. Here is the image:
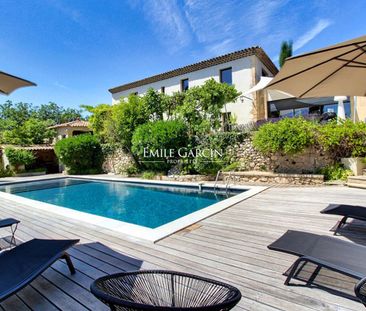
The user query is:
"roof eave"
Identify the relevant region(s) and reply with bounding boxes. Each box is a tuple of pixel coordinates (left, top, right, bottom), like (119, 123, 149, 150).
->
(109, 47, 278, 94)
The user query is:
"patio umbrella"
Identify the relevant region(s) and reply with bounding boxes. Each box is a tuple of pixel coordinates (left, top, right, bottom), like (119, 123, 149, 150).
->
(242, 76, 294, 101)
(0, 71, 36, 95)
(266, 35, 366, 98)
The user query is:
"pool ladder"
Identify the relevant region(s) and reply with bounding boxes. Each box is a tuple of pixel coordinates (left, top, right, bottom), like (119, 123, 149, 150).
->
(213, 170, 221, 194)
(213, 171, 232, 195)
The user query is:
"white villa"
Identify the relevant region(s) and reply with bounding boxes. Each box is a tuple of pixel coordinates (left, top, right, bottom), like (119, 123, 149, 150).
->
(109, 47, 278, 125)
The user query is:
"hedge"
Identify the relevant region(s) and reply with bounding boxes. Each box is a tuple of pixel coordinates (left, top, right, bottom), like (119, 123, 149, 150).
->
(54, 134, 103, 174)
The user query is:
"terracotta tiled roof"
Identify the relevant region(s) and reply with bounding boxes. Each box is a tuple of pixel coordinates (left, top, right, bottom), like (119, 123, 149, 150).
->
(109, 46, 278, 94)
(48, 120, 90, 129)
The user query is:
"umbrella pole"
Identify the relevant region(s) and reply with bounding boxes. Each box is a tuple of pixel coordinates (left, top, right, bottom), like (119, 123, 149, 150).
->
(334, 96, 347, 121)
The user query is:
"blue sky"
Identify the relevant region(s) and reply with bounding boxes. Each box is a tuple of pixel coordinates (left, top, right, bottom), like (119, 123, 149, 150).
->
(1, 0, 366, 109)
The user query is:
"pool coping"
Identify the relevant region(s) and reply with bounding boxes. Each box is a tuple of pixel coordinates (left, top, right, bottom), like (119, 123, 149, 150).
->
(0, 175, 267, 243)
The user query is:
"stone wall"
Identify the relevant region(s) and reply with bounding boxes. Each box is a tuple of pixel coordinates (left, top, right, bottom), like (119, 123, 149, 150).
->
(102, 148, 134, 175)
(160, 174, 215, 182)
(232, 138, 334, 174)
(222, 171, 324, 185)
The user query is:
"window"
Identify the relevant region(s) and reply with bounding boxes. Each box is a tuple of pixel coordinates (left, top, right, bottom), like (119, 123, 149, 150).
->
(181, 79, 189, 92)
(220, 68, 232, 85)
(161, 86, 165, 94)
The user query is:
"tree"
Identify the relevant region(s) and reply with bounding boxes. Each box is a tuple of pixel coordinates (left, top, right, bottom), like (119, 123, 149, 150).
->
(279, 40, 293, 68)
(112, 95, 149, 149)
(2, 118, 55, 145)
(143, 88, 167, 121)
(82, 104, 113, 143)
(59, 107, 84, 123)
(0, 101, 82, 145)
(175, 79, 240, 135)
(0, 101, 34, 124)
(36, 102, 83, 124)
(165, 92, 185, 120)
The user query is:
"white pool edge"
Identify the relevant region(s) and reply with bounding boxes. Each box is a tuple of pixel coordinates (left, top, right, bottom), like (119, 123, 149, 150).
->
(0, 176, 267, 243)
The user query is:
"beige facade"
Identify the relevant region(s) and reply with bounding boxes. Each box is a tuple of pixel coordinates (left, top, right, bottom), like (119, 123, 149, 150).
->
(351, 96, 366, 122)
(109, 47, 278, 125)
(53, 126, 92, 143)
(49, 120, 92, 144)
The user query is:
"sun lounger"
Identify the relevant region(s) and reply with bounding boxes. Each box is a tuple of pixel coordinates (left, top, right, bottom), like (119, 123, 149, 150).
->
(0, 218, 20, 247)
(268, 230, 366, 303)
(321, 204, 366, 235)
(0, 238, 79, 302)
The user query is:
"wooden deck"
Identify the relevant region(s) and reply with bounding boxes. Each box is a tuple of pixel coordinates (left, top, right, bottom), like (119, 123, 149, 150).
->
(0, 183, 365, 310)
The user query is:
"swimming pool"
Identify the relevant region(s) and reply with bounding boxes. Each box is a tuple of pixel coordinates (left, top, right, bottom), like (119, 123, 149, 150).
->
(0, 178, 232, 228)
(0, 177, 266, 241)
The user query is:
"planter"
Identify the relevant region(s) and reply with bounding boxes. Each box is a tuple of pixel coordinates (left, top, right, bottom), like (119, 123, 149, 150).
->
(341, 157, 366, 176)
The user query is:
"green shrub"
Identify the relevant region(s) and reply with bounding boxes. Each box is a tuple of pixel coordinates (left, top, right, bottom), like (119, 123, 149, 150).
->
(142, 171, 156, 179)
(132, 120, 188, 172)
(193, 156, 223, 175)
(126, 165, 139, 176)
(222, 162, 240, 172)
(0, 167, 13, 177)
(5, 147, 35, 171)
(253, 117, 317, 155)
(317, 163, 353, 181)
(253, 118, 366, 160)
(318, 120, 366, 158)
(54, 134, 103, 174)
(197, 131, 246, 151)
(190, 131, 246, 175)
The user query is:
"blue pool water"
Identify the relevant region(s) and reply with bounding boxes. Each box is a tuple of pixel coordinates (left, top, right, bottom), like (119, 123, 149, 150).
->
(0, 178, 236, 228)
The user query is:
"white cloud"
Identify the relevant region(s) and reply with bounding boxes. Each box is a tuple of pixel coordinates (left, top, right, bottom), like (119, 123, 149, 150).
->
(132, 0, 191, 53)
(207, 39, 235, 55)
(53, 81, 69, 90)
(246, 0, 288, 35)
(183, 0, 288, 56)
(130, 0, 332, 59)
(184, 0, 236, 44)
(47, 0, 82, 24)
(293, 19, 332, 51)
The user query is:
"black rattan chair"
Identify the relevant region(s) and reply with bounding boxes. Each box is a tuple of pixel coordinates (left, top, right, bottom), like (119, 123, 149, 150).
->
(90, 270, 242, 311)
(355, 278, 366, 306)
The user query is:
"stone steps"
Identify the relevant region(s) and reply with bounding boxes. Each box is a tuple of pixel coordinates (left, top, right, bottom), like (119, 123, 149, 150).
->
(347, 176, 366, 189)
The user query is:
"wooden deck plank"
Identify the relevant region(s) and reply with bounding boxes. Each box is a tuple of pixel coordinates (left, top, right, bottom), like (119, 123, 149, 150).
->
(0, 184, 364, 310)
(16, 286, 59, 311)
(0, 295, 31, 311)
